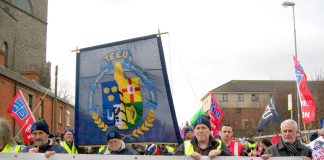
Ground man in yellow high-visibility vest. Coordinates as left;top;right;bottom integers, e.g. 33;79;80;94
61;129;78;154
0;119;21;153
183;126;194;141
247;134;257;156
174;115;232;159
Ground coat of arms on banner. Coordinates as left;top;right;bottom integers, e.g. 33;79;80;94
76;35;181;145
88;50;157;139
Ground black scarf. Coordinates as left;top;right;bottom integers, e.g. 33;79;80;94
281;137;298;156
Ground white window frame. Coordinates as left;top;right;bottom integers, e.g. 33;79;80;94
66;110;70;126
59;107;62;125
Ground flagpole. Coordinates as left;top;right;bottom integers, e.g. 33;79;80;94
282;1;301;130
15;88;50;138
303;123;309;143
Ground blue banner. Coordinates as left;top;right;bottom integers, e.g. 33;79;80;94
75;34;181;146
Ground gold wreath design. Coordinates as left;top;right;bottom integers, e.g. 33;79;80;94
127;109;155;138
91;109;155;139
91;112;109;132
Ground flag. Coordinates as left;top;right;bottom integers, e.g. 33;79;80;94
209;92;223;138
190;107;205;125
256;95;282;132
7;90;35;144
75;34;181;145
271;133;280;145
293;55;316;124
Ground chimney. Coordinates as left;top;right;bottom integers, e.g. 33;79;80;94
21;65;39;83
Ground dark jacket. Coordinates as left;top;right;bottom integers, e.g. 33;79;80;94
22;140;67;153
174;136;232;156
265;138;311;158
99;141;138;155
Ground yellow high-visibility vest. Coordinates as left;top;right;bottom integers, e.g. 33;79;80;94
1;144;21;153
102;146;111;155
165;145;175;154
98;145;106;153
61;141;78;154
248;142;256;156
184;140;222;156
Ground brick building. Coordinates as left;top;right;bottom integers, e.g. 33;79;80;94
0;0;74;140
0;66;75;137
201;80;324;137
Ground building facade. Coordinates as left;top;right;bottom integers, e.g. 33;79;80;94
201;80;324;137
0;66;75;137
0;0;50;87
0;0;75;141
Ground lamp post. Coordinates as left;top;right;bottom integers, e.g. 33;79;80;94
282;1;301;130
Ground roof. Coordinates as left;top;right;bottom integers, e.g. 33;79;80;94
213;80;298;93
201;80;324;100
0;65;73;106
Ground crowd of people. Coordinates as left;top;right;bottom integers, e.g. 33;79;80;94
1;116;323;159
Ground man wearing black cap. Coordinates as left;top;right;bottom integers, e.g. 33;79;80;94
99;126;138;155
22;119;67;157
61;129;78;154
183;126;194;141
174;115;232;159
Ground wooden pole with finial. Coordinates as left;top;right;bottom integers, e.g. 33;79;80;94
157;29;168;37
71;46;80;53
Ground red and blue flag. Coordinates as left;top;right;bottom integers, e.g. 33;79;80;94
7;90;35;144
209;92;223;138
293;55;315;124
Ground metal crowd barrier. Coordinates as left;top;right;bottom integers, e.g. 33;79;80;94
0;153;304;160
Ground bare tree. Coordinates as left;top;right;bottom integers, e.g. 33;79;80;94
310;69;324;129
51;78;74;104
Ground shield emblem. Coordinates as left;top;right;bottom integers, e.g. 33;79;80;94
101;61;143;130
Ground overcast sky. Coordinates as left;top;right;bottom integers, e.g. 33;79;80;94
47;0;324;126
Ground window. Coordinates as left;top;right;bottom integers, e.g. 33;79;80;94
38;100;43;119
66;110;70;126
236;94;244;101
28;94;32;109
236;108;241;113
204;99;209;105
1;42;8;67
218;94;228;102
59;106;62;125
252;94;259;102
11;0;32;14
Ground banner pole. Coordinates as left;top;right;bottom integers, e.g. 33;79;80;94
257;132;262;143
303;123;309;143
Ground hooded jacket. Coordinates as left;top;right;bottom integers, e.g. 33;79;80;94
99;140;138;155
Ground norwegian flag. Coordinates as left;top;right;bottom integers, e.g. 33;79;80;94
209;92;223;138
7;90;35;144
293;55;316;124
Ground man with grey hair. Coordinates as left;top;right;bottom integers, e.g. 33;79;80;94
0;118;21;152
262;119;311;160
